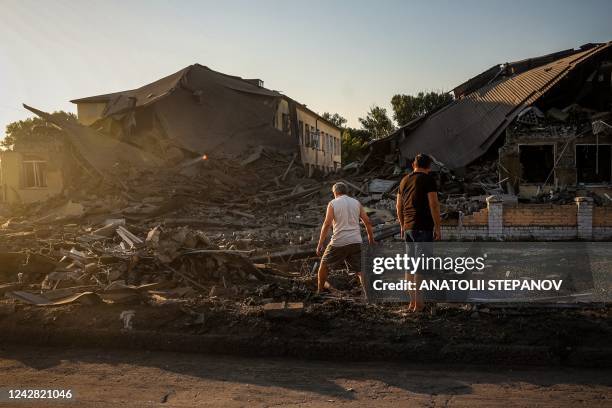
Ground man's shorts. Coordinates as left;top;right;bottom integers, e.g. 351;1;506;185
405;230;433;276
321;243;362;272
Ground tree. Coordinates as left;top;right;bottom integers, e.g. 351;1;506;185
358;106;395;140
341;127;371;163
322;112;347;129
2;111;77;149
390;91;453;126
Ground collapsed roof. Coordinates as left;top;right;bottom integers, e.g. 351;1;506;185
23;104;162;185
71;64;296;156
381;41;612;169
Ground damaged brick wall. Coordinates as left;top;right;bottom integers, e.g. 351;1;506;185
594;207;612;226
503;204;577;226
441;197;611;240
499;124;612;199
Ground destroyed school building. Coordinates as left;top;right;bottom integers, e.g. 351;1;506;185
365;41;612;240
0;64;341;205
0;46;610;241
0;43;611;314
70;64;341;175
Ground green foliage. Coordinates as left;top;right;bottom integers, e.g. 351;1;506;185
2;111;76;149
321;112;347;129
321;112;367;164
358;106;396;140
342;127;372;163
390;91;453;126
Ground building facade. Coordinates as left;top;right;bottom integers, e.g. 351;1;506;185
273;97;342;176
0;138;64;204
71;64;342;175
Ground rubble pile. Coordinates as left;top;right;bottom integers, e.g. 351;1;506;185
1;118;608;309
435;158;502;218
0;135;507;310
2;138;518;304
0;146;405;308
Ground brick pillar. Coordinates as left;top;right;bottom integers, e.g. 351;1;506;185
575;197;593;240
487;195;503;239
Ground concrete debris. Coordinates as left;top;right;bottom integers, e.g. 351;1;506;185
0;150;336;307
517;106;545;126
368;179;397;194
263;301;304;319
116;226;145;249
0;136;607;312
34;200;85;224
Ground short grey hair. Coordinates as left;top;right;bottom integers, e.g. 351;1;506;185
332;182;348;195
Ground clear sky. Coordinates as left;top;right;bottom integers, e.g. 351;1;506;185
1;0;611;136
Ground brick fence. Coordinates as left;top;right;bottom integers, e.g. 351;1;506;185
442;196;612;240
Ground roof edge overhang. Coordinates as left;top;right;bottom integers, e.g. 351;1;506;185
452;42;603;98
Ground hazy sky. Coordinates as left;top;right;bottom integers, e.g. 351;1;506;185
1;0;611;136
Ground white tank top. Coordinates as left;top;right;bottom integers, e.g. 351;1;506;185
329;195;362;246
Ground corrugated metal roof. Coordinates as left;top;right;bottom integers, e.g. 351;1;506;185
451;46;591;97
399;42;612;169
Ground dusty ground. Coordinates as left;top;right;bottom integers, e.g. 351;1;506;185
1;298;610;362
0;345;609;407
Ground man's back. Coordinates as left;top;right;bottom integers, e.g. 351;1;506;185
399;172;437;231
329;195;362;246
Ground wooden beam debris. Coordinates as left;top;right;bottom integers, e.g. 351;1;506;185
240;146;264;167
266;185;322;205
116;226;144;248
281;153;297;181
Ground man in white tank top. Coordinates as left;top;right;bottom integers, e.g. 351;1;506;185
316;182;375;293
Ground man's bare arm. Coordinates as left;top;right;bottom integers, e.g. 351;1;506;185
396;190;404;237
427;191;441;241
359;205;376;245
316;203;334;256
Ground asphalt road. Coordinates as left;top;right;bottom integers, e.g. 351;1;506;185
0;345;609;407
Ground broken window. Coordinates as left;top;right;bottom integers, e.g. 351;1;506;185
298;120;304;145
519;145;554;183
576;144;612;184
282;113;290;134
22;160;47;188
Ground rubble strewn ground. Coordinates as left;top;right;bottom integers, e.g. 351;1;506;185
0;145;531;310
0;148;362;309
0;147;610;363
